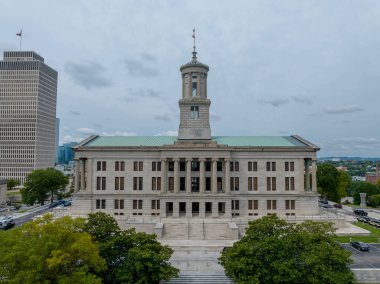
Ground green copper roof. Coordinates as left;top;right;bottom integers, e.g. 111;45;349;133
84;136;310;148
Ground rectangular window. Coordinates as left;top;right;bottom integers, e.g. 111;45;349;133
180;177;186;191
248;177;258;191
102;161;106;171
217;162;223;171
102;177;106;190
133;200;137;209
157;177;161;191
133;177;137;191
114;199;119;209
192;177;200;192
138;200;143;209
266;162;270;171
115;177;119;190
157;161;161;171
120;177;124;190
139;177;143;190
120;199;124;209
291;177;295;191
248;161;252;172
152;177;156;191
168;177;174;191
286;200;296;210
266;161;276;171
168;161;174;171
248;200;252;210
248;200;259;210
272;177;276;191
139;161;143;171
285;177;290;191
97;161;101;171
267;177;271;191
272;162;276;171
96;177;101;190
133;161;138;171
290;162;294;171
115;161;119;171
205;177;211;191
267;177;276;191
267;200;276;210
190;106;199;119
217;177;223;192
96;199;101;209
230;177;239;191
205;161;211;172
235;162;239;172
120;161;125;171
191;161;200;171
152;162;156;171
179;161;186;171
285;161;294;172
151;200;156;210
231;200;240;210
285;162;289;172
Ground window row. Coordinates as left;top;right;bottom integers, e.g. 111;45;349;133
97;161;162;172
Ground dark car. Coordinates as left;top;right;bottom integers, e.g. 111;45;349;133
322;204;334;209
319;199;328;204
354;209;368;216
357;216;372;223
351;241;370;251
0;217;15;230
62;200;71;207
334;204;342;208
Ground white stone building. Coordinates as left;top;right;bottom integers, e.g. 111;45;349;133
72;48;319;222
0;51;58;184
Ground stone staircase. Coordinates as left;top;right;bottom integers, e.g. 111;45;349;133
205;223;231;240
163;274;235;284
163;223;188;239
189;222;204;240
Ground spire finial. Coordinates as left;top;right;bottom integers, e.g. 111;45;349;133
192;28;197;61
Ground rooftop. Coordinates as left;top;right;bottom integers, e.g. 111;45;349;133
81;135;317;148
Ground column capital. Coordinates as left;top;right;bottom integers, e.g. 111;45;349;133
186;158;192;162
161;158;167;162
211;158;219;162
224;158;231;162
199;158;206;162
173;158;180;162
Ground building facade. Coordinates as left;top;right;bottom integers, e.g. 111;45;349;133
72;49;319;219
0;51;58;184
58;142;78;165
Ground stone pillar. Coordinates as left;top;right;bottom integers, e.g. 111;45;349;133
160;200;166;217
186;158;192;194
197;72;201;96
174;158;180;193
212;202;219;217
161;159;167;193
212;158;218;194
311;159;317;192
80;159;86;191
224;159;230;194
173;202;179;218
87;158;93;192
74;159;80;191
360;193;367;207
305;159;311;191
186;202;192;218
199;202;206;218
199;158;205;194
225;201;232;218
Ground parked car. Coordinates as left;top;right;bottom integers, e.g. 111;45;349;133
354;209;368;216
322;204;334;209
368;219;380;228
351;241;370;251
319;199;328;204
357;216;372;223
333;204;342;208
0;216;15;230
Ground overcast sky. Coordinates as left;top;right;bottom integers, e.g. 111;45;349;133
1;0;380;157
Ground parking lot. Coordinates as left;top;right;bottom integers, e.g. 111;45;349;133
343;244;380;268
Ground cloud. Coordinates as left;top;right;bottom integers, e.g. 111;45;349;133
324;105;363;114
258;98;289;107
76;127;98;135
155;130;178;136
292;96;313;105
154;114;171;122
125;59;159;77
64;61;113;89
333;137;380;145
123;88;161;102
68;110;80;115
140;53;156;62
210;112;222;121
62;134;85;143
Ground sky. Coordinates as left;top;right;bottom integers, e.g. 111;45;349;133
1;0;380;157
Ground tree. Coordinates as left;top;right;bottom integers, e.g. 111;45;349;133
352;181;379;205
219;214;354;284
21;168;69;205
317;163;340;202
84;212;179;284
337;171;351;199
0;215;105;283
6;179;20;191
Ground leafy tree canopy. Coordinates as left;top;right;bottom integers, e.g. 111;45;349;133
337;171;351;199
6;179;20;190
21;168;69;205
317;163;340;202
0;215;105;283
352;181;379;205
219;214;354;284
84;212;179;284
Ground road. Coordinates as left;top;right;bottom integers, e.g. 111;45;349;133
14;206;54;227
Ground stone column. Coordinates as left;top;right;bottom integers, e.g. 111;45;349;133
173;202;179;218
199;158;205;194
360;193;367;207
199;202;206;218
197;72;201;96
186;158;192;194
80;159;86;191
224;201;232;218
87;158;93;192
74;159;80;191
212;202;219;217
212;158;218;194
186;202;192;218
174;158;180;193
161;159;167;193
224;159;230;194
305;159;311;191
311;159;317;192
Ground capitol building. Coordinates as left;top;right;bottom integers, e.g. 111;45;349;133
71;47;320;231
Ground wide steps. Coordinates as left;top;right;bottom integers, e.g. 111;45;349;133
189;223;204;240
205;223;231;240
163;223;188;239
163;274;235;284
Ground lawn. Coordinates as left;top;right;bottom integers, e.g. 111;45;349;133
335;221;380;243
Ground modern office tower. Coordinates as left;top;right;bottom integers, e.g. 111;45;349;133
55;118;60;165
58;142;78;165
0;51;58;184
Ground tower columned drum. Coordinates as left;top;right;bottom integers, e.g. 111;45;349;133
178;49;211;140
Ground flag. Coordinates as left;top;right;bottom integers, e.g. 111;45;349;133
192;28;195;38
16;30;22;36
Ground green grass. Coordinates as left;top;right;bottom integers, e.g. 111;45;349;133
335;221;380;243
6;191;21;196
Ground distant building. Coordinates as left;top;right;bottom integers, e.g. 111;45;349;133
352;176;366;182
336;166;348;172
366;162;380;185
0;51;58;184
0;180;6;206
58;142;78;165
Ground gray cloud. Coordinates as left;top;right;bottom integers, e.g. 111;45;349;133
64;61;113;89
258;98;289;107
125;59;159;77
140;53;156;62
68;110;80;115
333;137;380;145
292;96;313;105
324;105;363;114
210;112;222;121
154;114;171;122
123;88;161;102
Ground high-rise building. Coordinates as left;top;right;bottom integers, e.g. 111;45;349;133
0;51;58;184
55;118;60;165
58;142;78;165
